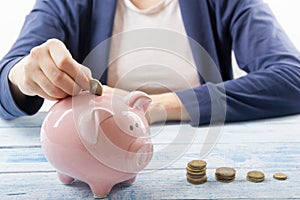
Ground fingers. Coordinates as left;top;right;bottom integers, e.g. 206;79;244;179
33;68;68;100
15;57;67;100
46;39;90;90
28;82;62;101
33;45;81;96
9;38;92;101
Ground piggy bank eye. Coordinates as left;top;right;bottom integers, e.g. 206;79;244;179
129;125;134;131
135;123;139;128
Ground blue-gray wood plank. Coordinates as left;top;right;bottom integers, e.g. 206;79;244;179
0;112;300;199
1;169;300;199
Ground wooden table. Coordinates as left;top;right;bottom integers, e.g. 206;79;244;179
1;112;300;199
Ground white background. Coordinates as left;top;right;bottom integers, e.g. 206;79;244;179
1;0;300;111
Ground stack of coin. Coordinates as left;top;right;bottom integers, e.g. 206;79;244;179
186;160;207;185
247;171;265;183
273;172;287;181
215;167;236;183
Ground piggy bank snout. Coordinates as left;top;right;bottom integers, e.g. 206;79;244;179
135;142;153;167
128;140;153;171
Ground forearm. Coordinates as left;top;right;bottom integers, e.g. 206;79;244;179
176;64;300;126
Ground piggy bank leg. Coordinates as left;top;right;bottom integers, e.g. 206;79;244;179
57;172;75;185
89;181;114;199
122;176;137;186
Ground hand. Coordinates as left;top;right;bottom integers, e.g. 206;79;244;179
8;38;91;101
146;93;190;124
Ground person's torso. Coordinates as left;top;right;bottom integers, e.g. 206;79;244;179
107;0;200;94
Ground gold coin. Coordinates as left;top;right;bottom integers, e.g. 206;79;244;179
215;174;235;180
247;176;264;183
187;160;207;170
273;173;287;180
186;169;206;177
186;172;206;179
186;175;207;185
186;166;206;174
247;171;265;183
215;177;235;183
89;79;103;96
215;167;236;177
247;171;265;179
215;167;236;183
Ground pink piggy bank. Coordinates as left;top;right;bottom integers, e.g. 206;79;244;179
40;91;153;198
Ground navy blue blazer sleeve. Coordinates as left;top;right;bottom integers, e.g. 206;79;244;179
176;0;300;126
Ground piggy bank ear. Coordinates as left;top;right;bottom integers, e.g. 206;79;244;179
80;107;113;144
125;91;152;113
